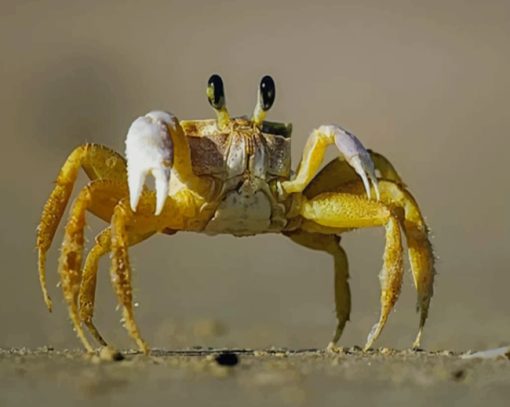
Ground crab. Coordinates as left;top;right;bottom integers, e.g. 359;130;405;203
36;74;435;354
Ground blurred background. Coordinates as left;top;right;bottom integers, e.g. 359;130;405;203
1;0;509;352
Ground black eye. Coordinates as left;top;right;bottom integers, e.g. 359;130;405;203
207;74;225;109
260;75;275;111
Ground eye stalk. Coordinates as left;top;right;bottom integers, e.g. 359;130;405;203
207;74;230;129
253;75;276;126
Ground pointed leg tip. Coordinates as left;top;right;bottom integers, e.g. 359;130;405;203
364;322;382;351
140;343;150;355
363;338;374;352
84;344;95;354
326;342;339;353
412;330;423;350
43;295;53;312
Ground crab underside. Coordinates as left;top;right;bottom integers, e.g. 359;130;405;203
36;75;435;354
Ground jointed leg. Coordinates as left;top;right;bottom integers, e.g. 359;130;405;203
366;215;403;350
110;203;148;353
300;193;404;350
37;144;127;311
302;151;434;349
286;231;350;350
337;180;434;349
303;150;404;200
58;185;96;352
106;187;208;353
79;228;111;346
58;180;129;352
330;243;350;348
281;125;379;199
79;227;154;347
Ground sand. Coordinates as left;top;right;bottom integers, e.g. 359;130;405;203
1;347;509;407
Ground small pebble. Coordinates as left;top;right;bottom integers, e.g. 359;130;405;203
452;369;466;381
214;352;239;367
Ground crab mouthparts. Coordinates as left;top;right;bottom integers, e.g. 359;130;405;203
125;111;176;216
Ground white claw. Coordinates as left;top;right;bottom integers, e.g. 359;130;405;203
125;111;176;215
153;168;171;216
128;167;147;213
326;124;380;201
350;155;372;200
369;172;381;201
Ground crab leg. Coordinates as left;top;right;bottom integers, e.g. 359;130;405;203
339;180;435;349
109;203;149;353
107;184;208;353
303;150;403;199
303;152;434;348
286;231;350;350
37;144;127;311
58;184;99;352
57;179;129;350
299;193;404;350
281;125;379;200
79;227;154;347
79;228;111;346
56;179;129;351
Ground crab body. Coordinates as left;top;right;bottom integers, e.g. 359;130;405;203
182;118;291;236
36;75;435;354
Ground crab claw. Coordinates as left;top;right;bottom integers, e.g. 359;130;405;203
321;125;380;200
125;111;176;215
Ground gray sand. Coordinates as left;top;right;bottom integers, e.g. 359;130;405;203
1;347;509;407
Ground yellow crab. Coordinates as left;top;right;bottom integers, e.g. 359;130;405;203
36;75;435;354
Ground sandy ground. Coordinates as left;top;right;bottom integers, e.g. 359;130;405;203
1;347;509;407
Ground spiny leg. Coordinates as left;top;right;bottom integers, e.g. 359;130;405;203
339;180;434;349
59;180;129;352
37;144;127;311
107;185;209;353
79;227;154;347
110;203;149;354
366;215;403;350
406;227;434;349
58;185;95;352
299;193;404;350
330;243;350;349
79;229;110;346
303;152;434;348
286;231;350;350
